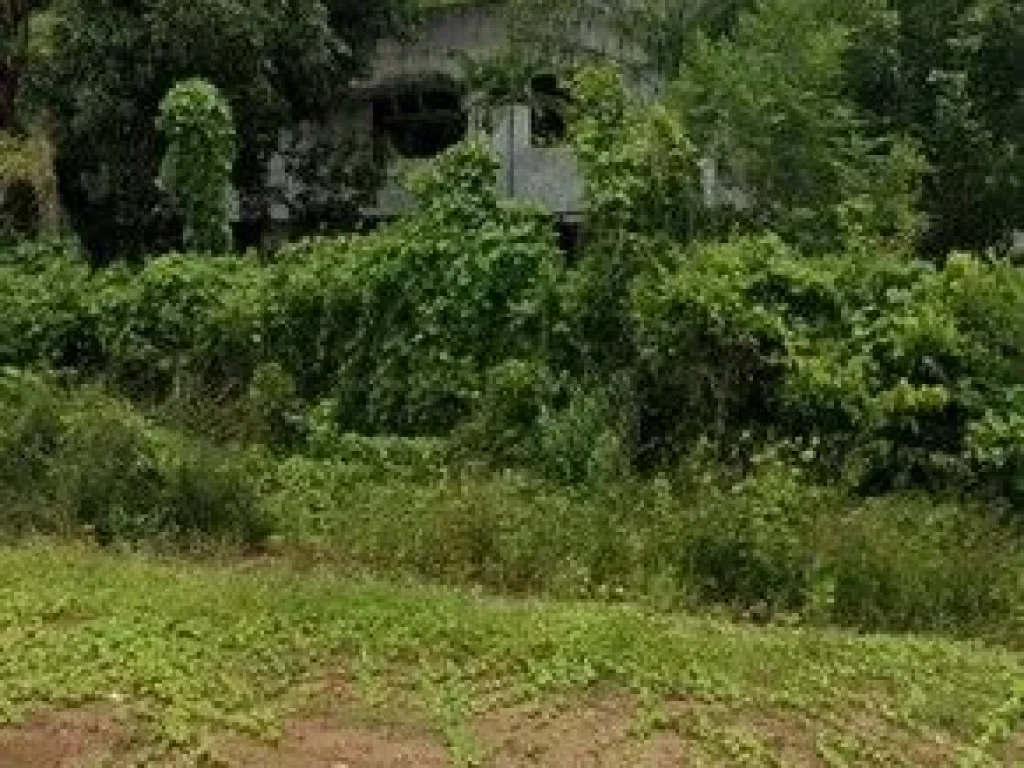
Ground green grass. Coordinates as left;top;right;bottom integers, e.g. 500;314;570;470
0;542;1020;765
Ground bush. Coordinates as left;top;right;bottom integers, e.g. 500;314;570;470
533;384;630;485
455;361;630;484
669;465;836;612
455;358;559;465
1;142;562;439
88;254;267;396
244;362;304;447
0;369;65;532
0;369;268;545
0;241;96;370
329;142;561;433
633;236;1024;503
821;495;1023;635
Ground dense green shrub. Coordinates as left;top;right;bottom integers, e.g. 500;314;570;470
0;242;96;369
0;142;562;437
633;235;1024;502
0;368;63;498
329;142;561;433
455;360;630;484
304;408;450;478
1;137;1023;513
668;466;837;612
820;494;1022;634
0;369;268;545
244;362;304;447
88;254;267;394
455;358;559;465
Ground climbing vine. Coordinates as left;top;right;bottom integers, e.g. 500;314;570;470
156;78;237;253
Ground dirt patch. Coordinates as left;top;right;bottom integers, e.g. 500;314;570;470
0;706;127;768
473;695;696;767
471;695;983;767
215;719;449;768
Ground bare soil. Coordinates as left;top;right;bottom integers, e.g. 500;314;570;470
0;706;127;768
216;719;450;768
0;693;1015;767
472;695;695;767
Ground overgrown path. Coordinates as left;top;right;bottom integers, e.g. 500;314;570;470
0;543;1020;766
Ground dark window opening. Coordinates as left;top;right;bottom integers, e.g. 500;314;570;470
530;74;570;148
556;220;584;260
0;180;40;240
372;81;468;160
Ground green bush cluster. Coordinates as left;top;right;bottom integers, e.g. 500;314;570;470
3;148;1024;510
0;143;560;437
0;369;268;545
634;235;1024;508
2;140;1023;505
455;360;631;485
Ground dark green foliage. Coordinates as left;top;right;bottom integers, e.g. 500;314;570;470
0;369;268;545
0;143;561;436
244;362;303;448
3;190;1024;508
330;142;562;433
674;0;926;253
26;0;415;257
456;359;630;484
455;358;559;465
633;235;1024;505
0;238;96;369
847;0;1024;254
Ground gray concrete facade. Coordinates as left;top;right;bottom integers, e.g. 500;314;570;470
267;2;624;223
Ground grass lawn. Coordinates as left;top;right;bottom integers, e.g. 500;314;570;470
0;541;1020;766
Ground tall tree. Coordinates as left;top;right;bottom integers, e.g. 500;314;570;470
674;0;925;252
848;0;1024;253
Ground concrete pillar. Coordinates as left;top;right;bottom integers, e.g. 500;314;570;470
491;103;531;197
491;104;532;153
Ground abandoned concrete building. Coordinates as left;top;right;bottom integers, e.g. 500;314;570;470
267;0;650;229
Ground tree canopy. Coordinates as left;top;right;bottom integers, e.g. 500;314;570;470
25;0;416;257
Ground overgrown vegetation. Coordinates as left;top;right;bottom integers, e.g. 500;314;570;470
1;133;1023;641
157;78;237;253
0;0;1022;762
0;368;267;544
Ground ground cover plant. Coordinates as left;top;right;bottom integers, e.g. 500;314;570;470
0;542;1020;766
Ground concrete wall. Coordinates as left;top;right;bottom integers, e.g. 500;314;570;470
359;5;507;89
271;3;646;224
358;3;645;90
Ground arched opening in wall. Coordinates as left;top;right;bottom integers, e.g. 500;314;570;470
530;74;570;148
372;77;468;159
